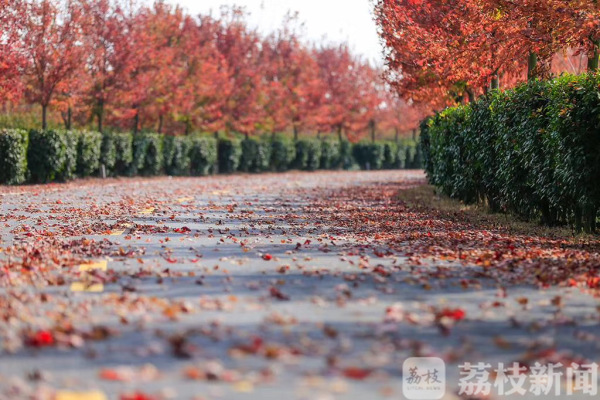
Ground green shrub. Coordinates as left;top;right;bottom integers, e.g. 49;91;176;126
62;131;78;181
294;139;321;171
77;131;102;177
320;139;341;169
0;129;28;185
189;135;217;176
163;135;191;176
383;142;398;169
100;132;117;174
353;142;385;170
240;137;271;172
422;72;600;232
217;137;242;173
547;74;600;231
339;140;355;170
271;135;296;171
132;133;163;176
403;139;424;169
113;132;133;176
419;118;432;173
395;141;407;169
28;129;77;182
412;143;423;169
404;142;416;170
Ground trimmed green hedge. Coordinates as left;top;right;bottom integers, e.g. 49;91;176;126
294;139;321;171
77;131;102;177
320;139;341;169
271;135;296;171
0;129;28;185
353;142;385;170
164;135;191;176
132;133;163;176
27;129;77;182
218;137;242;173
383;142;398;169
240;137;271;173
339;140;355;170
2;130;421;185
113;132;133;176
422;72;600;232
189;135;217;176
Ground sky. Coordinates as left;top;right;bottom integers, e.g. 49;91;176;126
164;0;384;64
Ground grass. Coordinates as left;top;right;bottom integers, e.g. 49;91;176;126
398;184;600;248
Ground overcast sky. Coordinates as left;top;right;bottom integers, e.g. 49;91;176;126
164;0;383;63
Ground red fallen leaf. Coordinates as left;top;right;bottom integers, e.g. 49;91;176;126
269;287;290;301
438;308;466;321
262;254;273;261
587;277;600;289
342;367;372;380
249;337;264;352
232;336;264;355
120;392;157;400
372;265;390;277
26;330;54;347
99;368;127;381
568;279;578;287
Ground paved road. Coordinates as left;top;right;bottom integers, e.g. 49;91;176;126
0;171;598;400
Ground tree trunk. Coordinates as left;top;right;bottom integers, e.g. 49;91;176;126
293;126;298;141
67;106;72;130
528;52;538;81
395;128;399;143
214;131;219;139
42;104;48;130
491;74;500;90
369;119;376;143
134;111;139;134
337;125;343;142
97;100;104;133
158;115;163;134
588;40;600;71
465;88;475;103
575;207;583;233
412;129;417;140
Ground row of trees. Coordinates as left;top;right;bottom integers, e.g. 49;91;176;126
374;0;600;106
0;0;425;139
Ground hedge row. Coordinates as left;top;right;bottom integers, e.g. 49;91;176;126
421;73;600;232
0;130;422;185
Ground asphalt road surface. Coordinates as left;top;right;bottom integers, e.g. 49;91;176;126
0;171;598;400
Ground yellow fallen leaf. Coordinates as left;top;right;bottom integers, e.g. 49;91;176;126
140;207;155;214
109;229;125;236
79;260;108;272
70;282;104;293
56;391;107;400
233;380;254;393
